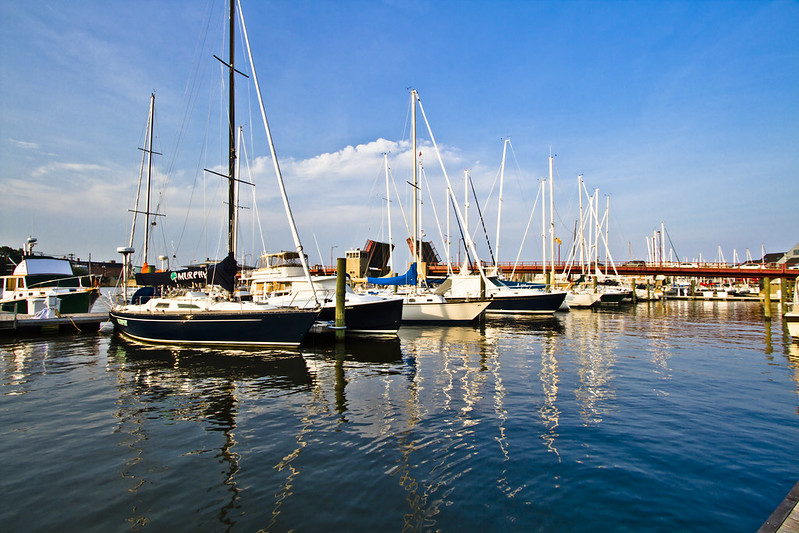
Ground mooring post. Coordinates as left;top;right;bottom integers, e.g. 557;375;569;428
631;278;637;303
479;274;486;326
763;276;772;320
780;277;788;316
335;257;346;340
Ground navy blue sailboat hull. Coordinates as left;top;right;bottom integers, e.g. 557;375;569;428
487;291;567;314
317;297;403;334
109;308;318;347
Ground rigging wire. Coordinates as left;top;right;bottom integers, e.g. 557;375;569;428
467;172;496;266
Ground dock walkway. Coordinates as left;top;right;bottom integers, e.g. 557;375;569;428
0;312;109;335
760;481;799;533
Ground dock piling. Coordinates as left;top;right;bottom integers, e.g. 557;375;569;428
764;277;772;320
780;278;788;316
335;257;346;340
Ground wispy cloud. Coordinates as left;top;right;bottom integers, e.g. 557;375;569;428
31;162;109;178
9;138;40;150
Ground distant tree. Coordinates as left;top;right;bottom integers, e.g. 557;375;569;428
0;246;23;275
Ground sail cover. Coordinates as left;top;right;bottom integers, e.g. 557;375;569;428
135;253;238;292
367;263;417;286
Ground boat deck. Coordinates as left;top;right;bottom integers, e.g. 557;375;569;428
0;312;109;336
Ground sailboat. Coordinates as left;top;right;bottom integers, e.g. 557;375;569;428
366;89;489;324
109;0;319;347
438;139;567;315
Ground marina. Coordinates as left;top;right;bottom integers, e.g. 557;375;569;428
1;299;798;531
1;1;798;531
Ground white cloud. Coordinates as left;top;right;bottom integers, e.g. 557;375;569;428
8;138;40;150
30;161;109;178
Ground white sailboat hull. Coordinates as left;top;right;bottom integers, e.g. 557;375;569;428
787;312;799;341
401;298;489;323
566;291;601;308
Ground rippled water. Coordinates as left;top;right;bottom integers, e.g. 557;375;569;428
2;300;798;532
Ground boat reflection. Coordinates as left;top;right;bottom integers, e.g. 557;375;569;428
484;314;565;336
107;335;313;529
785;342;799;394
565;310;617;425
1;335;104;395
539;334;561;460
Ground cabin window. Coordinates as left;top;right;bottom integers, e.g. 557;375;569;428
155;303;170;309
177;303;200;309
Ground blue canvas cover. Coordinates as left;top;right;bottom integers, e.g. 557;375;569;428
367;263;417;286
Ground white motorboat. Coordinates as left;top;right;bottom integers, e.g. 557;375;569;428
1;238;100;315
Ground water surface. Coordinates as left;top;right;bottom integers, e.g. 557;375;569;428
1;300;797;531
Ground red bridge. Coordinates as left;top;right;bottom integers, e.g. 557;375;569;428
423;262;799;280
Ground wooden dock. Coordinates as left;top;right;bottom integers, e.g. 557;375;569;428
0;312;109;336
760;481;799;533
664;294;763;302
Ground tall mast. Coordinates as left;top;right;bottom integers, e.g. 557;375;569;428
233;126;243;252
143;93;155;265
128;93;163;272
495;138;508;274
548;154;555;286
541;178;546;277
578;174;584;274
463;169;469;266
605;194;610;270
411;89;419;271
593;189;599;273
384;153;394;274
463;170;469;238
445;186;451;270
227;0;236;255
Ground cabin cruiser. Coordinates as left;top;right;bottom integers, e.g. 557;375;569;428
1;238;99;315
243;252;403;335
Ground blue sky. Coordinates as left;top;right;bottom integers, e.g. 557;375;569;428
1;0;797;269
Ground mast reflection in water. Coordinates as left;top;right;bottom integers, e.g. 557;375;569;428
1;300;799;532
